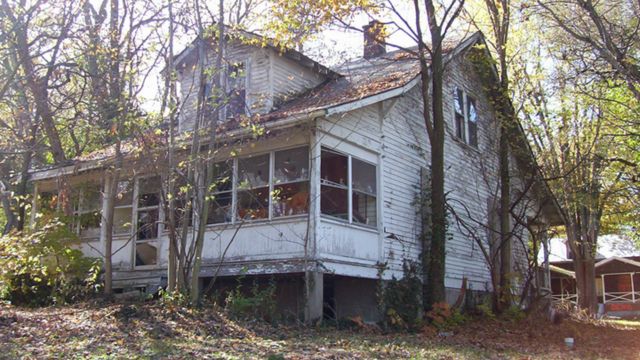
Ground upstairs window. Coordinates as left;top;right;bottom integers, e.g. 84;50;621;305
453;87;479;148
454;88;465;140
321;147;378;227
227;62;246;118
467;97;478;147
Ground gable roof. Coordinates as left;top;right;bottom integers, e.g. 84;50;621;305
173;26;339;79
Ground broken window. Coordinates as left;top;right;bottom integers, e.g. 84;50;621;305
207;161;234;224
227;62;246;118
237;154;269;220
321;149;349;220
454;87;465;141
352;159;377;226
135;176;160;266
273;147;309;217
467;97;478;148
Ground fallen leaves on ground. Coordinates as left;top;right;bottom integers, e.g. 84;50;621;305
0;301;639;359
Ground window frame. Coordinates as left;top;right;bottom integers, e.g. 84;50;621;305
133;175;162;268
452;86;480;148
225;59;249;118
320;146;378;229
73;181;103;241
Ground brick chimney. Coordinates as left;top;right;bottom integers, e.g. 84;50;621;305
363;20;386;59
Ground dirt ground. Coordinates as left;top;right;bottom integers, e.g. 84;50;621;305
1;301;639;359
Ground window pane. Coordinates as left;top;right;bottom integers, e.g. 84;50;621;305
227;62;246;117
273;182;309;217
321;149;348;187
274;147;309;183
321;186;348;220
115;180;134;207
137;209;158;240
138;177;161;207
114;207;132;235
207;191;233;224
467;97;478;147
238;154;269;189
237;188;269;220
454;88;464;115
455;113;465;140
135;242;157;266
211;161;233;193
173;197;193;228
352;192;377;226
79;211;101;238
352;159;376;194
81;184;102;212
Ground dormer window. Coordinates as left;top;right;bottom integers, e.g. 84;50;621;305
227;62;246;118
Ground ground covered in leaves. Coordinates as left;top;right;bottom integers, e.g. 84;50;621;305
1;301;639;359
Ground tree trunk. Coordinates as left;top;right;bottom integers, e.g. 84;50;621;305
575;255;598;313
498;121;512;311
426;35;447;306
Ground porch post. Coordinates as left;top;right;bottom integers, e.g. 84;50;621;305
631;273;635;303
29;182;38;229
601;275;606;304
99;176;112;260
304;270;323;324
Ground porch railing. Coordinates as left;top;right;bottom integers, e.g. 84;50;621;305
551;293;578;305
603;291;640;303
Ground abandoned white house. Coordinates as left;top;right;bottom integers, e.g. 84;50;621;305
28;23;560;321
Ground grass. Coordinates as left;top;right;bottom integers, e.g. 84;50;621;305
1;301;640;359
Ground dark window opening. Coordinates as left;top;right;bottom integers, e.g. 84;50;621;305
227;62;246;118
454;88;465;140
467;97;478;147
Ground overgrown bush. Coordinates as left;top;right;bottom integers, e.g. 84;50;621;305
425;302;469;330
225;276;277;322
0;218;102;306
379;261;423;331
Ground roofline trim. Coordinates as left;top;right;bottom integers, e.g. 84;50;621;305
29;109;327;182
550;264;576;278
595;256;640;268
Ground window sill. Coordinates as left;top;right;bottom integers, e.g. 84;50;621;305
450;134;480;154
320;215;380;233
160;214;309;234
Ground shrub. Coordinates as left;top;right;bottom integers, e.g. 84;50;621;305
425;302;469;330
0;218;102;306
379;260;423;331
225;276;277;322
